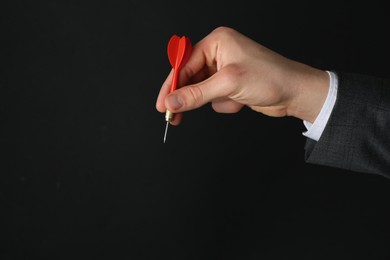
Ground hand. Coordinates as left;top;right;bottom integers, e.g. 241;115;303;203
156;26;329;125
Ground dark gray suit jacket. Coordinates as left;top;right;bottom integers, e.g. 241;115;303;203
304;71;390;179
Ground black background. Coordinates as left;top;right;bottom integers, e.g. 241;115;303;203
1;1;390;259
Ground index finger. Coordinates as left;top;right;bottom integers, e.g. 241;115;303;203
156;69;174;112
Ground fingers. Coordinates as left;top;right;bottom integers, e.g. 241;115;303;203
156;69;174;113
211;99;243;113
164;67;236;113
156;33;218;113
169;112;182;126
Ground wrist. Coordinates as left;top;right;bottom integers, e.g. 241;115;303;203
286;65;329;123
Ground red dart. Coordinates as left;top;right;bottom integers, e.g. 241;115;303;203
163;35;192;143
167;35;192;93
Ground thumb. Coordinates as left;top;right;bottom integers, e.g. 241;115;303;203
165;71;233;113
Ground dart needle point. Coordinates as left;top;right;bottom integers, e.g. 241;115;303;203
163;121;169;143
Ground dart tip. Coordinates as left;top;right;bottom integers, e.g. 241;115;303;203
163;121;169;143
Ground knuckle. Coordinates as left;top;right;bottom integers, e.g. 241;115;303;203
185;86;204;108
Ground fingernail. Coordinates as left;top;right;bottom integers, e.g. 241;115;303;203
167;95;183;110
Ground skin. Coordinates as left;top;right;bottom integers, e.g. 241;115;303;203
156;26;329;126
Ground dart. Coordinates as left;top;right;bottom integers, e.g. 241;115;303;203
163;34;192;143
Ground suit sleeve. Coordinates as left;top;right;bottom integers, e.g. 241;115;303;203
304;71;390;179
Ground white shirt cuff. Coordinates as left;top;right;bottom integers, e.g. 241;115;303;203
302;70;338;141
